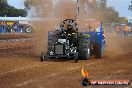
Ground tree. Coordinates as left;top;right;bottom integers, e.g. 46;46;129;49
24;0;31;11
78;0;120;23
128;1;132;11
0;0;27;17
98;0;107;9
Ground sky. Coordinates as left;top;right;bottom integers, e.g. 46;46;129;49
7;0;132;17
107;0;131;17
7;0;25;9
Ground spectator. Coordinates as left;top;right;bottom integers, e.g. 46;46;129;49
123;25;128;37
5;25;9;32
13;24;18;32
131;25;132;32
115;25;120;36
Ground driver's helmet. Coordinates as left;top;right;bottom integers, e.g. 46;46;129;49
68;22;73;28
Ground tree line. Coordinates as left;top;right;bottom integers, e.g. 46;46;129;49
128;0;132;12
24;0;122;23
79;0;121;23
0;0;27;17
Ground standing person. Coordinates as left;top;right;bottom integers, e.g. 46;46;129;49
115;25;120;36
10;25;13;33
13;23;18;32
8;25;11;32
123;25;128;37
2;24;6;33
6;25;9;33
0;24;3;33
1;24;5;33
131;25;132;32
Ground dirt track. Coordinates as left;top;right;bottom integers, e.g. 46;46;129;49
0;34;132;88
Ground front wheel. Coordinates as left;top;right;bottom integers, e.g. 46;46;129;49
78;38;91;60
40;52;45;62
74;52;78;63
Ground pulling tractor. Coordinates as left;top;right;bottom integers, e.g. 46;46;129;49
40;19;105;62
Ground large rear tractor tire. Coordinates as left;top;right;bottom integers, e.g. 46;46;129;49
78;38;90;60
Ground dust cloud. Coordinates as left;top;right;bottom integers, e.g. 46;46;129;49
30;0;128;58
105;34;132;58
30;0;77;56
54;0;76;19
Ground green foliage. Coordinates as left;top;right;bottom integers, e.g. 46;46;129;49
0;0;27;17
96;0;119;23
99;0;107;9
24;0;31;11
128;1;132;11
80;0;120;23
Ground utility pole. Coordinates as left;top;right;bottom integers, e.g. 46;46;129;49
76;0;80;20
